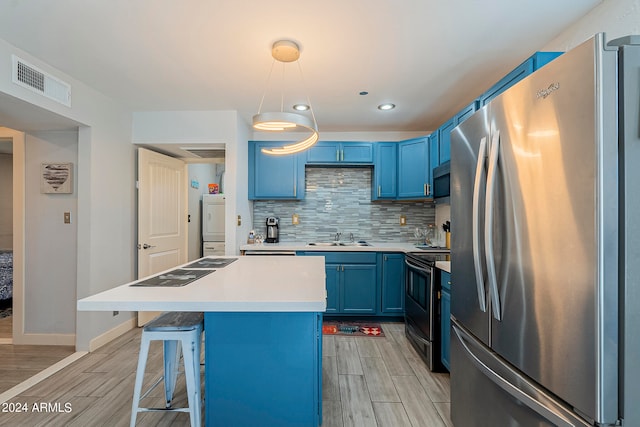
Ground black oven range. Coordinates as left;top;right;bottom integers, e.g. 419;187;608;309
404;251;449;372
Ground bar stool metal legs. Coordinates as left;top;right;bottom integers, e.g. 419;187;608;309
130;312;204;427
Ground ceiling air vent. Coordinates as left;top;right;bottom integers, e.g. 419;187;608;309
183;148;225;159
11;55;71;107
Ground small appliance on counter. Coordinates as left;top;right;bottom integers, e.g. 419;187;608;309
265;217;279;243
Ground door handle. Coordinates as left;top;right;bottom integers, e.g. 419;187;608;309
137;243;156;250
485;130;501;321
472;136;488;313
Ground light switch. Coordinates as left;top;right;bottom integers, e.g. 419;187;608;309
64;212;71;224
237;215;242;226
292;213;299;225
400;214;406;226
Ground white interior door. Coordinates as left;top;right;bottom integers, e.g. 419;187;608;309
137;147;187;325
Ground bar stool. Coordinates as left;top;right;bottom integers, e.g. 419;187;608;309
130;312;204;427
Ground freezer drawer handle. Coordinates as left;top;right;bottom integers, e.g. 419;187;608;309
472;136;488;313
485;130;502;321
453;325;577;427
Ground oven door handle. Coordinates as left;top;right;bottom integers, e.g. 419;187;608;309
405;258;432;273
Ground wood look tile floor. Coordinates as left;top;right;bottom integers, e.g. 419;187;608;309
0;322;452;427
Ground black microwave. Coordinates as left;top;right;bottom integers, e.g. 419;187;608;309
433;161;450;203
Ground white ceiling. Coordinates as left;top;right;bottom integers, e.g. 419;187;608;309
0;1;601;133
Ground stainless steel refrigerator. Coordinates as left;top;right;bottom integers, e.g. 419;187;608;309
450;33;640;426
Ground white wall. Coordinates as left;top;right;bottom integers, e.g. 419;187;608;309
24;130;77;335
543;0;640;51
0;38;136;349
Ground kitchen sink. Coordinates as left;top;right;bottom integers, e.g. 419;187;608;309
307;241;371;247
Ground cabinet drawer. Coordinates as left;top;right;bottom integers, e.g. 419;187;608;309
302;251;376;264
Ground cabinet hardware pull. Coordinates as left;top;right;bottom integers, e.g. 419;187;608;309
341;150;344;161
336;150;340;162
427;183;431;196
378;185;381;197
424;183;427;195
294;183;296;197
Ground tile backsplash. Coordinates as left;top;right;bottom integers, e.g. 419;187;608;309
252;167;435;243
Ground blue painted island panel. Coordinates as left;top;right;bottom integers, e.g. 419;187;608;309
204;311;322;427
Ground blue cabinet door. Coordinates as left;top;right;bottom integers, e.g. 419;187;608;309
397;137;430;199
440;271;451;371
380;253;405;313
372;142;397;200
306;142;373;164
342;143;373;163
306;142;341;163
341;264;377;314
325;264;340;314
249;141;304;200
438;118;456;165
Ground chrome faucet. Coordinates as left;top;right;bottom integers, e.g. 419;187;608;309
334;232;342;242
349;233;354;243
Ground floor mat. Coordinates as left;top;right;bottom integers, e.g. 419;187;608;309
322;321;384;337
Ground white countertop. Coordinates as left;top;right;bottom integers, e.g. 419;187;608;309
240;241;449;253
77;256;327;312
436;261;451;273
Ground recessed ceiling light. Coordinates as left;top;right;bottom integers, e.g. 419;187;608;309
378;103;396;111
292;104;310;111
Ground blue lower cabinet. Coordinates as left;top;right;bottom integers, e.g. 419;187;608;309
440;271;451;371
380;253;405;314
341;264;377;314
204;312;322;426
325;264;340;313
299;252;377;315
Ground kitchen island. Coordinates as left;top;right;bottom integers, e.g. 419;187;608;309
77;255;326;427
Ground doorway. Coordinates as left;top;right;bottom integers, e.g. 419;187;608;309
0;138;13;342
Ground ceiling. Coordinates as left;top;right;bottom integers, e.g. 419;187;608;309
0;1;601;134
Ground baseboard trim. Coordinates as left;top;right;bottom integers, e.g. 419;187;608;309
13;333;76;346
89;317;137;352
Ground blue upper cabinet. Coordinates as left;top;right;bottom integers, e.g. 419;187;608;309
248;141;305;200
437;101;477;165
397;137;431;199
372;142;397;200
438;117;456;165
479;51;562;107
306;141;373;165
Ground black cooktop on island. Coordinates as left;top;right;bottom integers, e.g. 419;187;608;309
183;257;238;269
131;269;215;287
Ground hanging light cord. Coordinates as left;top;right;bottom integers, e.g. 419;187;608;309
296;58;318;129
256;58;277;115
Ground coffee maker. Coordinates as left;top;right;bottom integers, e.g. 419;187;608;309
265;217;279;243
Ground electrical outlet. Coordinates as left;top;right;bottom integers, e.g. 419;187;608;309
292;213;299;225
112;311;119;316
64;212;71;224
400;214;407;226
237;215;242;226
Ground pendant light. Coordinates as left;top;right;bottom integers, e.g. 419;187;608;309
253;40;319;156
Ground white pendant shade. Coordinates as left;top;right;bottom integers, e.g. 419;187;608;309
253;40;319;156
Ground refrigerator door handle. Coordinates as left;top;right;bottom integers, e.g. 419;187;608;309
472;136;488;313
485;130;502;321
453;324;579;427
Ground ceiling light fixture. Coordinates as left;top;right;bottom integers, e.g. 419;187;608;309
378;103;396;111
292;104;310;111
253;40;319;156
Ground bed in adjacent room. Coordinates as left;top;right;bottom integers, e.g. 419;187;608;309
0;250;12;308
